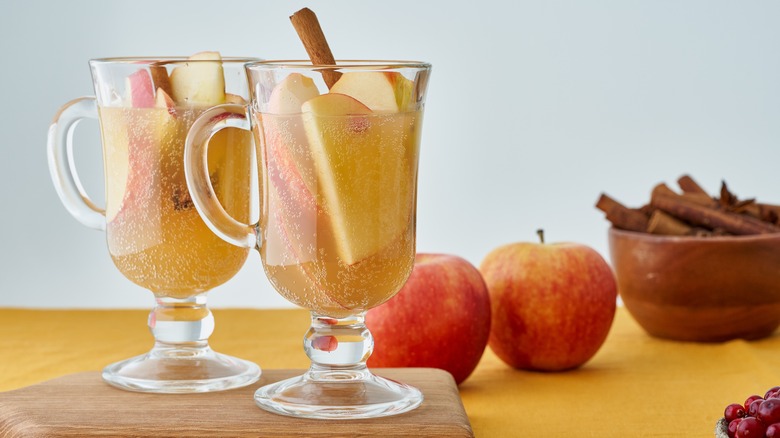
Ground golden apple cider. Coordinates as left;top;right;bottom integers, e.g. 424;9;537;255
99;106;252;297
256;110;422;318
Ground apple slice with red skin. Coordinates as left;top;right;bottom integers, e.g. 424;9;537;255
106;87;179;256
366;254;491;385
105;111;162;256
125;69;155;108
262;117;348;311
261;76;349;310
329;71;414;112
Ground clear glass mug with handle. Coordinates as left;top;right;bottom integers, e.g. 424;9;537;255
185;60;431;418
47;55;261;393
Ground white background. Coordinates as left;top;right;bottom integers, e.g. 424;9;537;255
1;1;778;309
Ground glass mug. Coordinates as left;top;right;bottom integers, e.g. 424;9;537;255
47;56;261;393
184;60;431;418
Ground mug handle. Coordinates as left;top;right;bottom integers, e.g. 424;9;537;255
184;104;259;249
47;97;106;231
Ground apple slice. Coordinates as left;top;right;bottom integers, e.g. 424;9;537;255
329;71;413;112
103;111;130;224
105;86;179;255
125;69;155;108
225;93;247;105
154;88;176;116
263;115;319;264
149;64;173;97
103;107;162;256
301;93;415;265
268;73;320;114
107;84;170;223
169;51;225;106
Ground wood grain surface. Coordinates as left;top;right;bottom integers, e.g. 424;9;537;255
0;368;473;438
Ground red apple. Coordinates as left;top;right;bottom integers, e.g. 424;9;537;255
366;253;491;385
479;231;617;371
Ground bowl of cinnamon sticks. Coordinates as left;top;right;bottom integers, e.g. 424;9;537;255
597;175;780;342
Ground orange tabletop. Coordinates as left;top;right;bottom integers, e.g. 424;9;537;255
1;307;778;437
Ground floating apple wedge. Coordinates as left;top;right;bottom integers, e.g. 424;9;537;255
149;64;173;97
103;108;163;256
169;51;225;106
329;71;414;112
125;69;156;108
154;88;176;115
301;93;415;266
103;112;130;224
268;73;320;114
263;116;319;265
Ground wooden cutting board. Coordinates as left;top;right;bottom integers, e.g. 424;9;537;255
0;368;473;437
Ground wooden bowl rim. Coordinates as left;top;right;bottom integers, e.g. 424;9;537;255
609;227;780;244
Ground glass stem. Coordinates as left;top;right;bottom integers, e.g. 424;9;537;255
304;312;373;379
148;294;214;351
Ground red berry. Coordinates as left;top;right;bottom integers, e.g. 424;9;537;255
745;395;764;411
766;387;780;399
767;423;780;438
748;399;765;417
726;403;748;422
728;418;743;438
760;399;780;425
736;417;766;437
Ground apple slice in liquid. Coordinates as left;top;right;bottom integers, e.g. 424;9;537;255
169;51;225;106
106;85;178;256
329;71;414;112
301;93;414;266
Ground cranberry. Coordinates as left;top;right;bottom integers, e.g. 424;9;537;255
766;387;780;399
745;395;764;411
767;423;780;438
726;403;747;422
736;417;766;437
728;418;743;438
748;399;765;418
760;399;780;425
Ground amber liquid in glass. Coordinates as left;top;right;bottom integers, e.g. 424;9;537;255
256;110;422;318
99;106;252;297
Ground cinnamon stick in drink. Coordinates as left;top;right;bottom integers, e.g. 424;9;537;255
290;8;341;88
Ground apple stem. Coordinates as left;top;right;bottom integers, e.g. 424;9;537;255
537;229;545;244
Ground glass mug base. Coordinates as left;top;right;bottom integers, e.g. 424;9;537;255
254;367;423;419
102;343;261;393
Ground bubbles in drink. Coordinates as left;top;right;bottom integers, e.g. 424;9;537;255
258;110;421;317
99;106;252;296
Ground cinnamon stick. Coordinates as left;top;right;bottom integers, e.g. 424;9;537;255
677;175;708;195
651;193;780;235
647;210;692;236
290;8;341;89
652;182;714;208
596;194;649;232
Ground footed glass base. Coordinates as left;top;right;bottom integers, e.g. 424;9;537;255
102;343;261;393
254;367;423;419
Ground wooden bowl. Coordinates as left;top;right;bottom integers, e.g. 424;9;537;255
609;228;780;342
